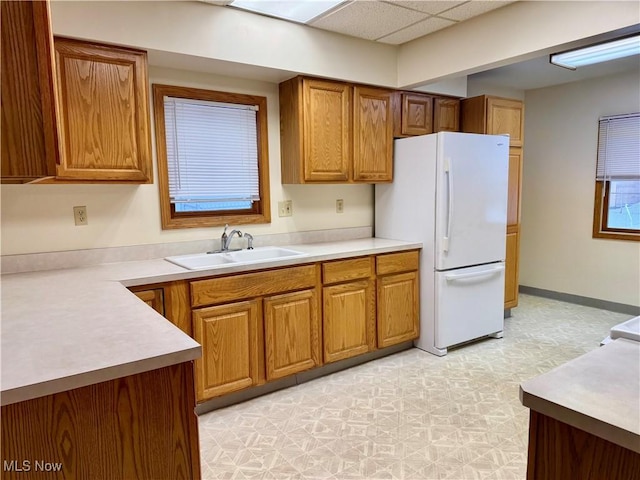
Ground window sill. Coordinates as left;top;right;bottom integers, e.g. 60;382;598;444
161;213;271;230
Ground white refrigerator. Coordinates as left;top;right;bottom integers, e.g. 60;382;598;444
375;132;509;356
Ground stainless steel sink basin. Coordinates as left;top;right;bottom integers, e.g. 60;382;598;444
165;247;308;270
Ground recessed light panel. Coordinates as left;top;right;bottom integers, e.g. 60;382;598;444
551;35;640;70
230;0;346;23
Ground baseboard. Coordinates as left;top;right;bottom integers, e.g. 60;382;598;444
519;285;640;316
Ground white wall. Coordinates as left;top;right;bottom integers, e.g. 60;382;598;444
50;1;398;87
521;70;640;307
0;67;373;255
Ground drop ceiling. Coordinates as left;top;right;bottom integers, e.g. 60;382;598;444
224;0;517;45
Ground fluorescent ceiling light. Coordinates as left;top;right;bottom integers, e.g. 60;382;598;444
550;35;640;70
230;0;345;23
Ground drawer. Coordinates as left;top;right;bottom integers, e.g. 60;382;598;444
376;250;420;275
322;257;373;285
191;264;317;307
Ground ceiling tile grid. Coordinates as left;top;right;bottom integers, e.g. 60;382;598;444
309;1;430;41
308;0;517;45
378;16;456;45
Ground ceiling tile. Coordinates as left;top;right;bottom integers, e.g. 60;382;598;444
377;16;456;44
439;1;515;21
310;1;429;41
383;1;467;15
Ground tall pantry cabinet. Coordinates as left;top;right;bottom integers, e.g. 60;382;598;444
461;95;524;310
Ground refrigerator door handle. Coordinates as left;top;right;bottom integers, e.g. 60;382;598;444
443;157;453;253
445;265;505;281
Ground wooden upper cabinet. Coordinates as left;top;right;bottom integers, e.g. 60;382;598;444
280;76;393;184
461;95;524;147
400;93;433;136
1;0;59;183
353;85;394;182
302;79;352;182
54;38;152;182
434;97;460;132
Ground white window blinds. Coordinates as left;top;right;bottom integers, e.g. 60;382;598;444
596;113;640;180
164;96;260;204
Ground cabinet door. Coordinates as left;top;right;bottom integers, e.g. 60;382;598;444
486;97;524;147
401;93;433;136
264;289;320;380
504;230;519;309
323;280;376;363
193;300;260;401
133;288;165;316
353;86;394;182
434;98;460;132
1;0;58;182
303;78;351;182
377;272;419;348
54;38;152;182
507;147;523;227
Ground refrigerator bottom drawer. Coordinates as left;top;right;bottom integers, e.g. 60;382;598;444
435;263;505;349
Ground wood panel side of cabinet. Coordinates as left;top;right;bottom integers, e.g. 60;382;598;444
1;362;201;480
54;38;152;182
264;289;321;381
353;86;394;182
377;271;419;348
193;300;261;401
434;98;460;132
504;230;520;309
323;280;376;364
1;0;59;182
526;411;640;480
460;95;487;134
279;77;304;184
508;147;523;227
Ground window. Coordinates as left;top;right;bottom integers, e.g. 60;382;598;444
593;113;640;241
152;84;270;229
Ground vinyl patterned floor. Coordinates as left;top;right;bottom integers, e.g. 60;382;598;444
198;294;630;479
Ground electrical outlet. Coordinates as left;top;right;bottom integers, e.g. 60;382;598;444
278;200;293;217
336;199;344;213
73;206;88;226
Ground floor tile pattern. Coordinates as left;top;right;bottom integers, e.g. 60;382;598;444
199;294;630;479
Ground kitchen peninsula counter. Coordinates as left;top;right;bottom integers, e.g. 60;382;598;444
520;338;640;479
1;237;421;406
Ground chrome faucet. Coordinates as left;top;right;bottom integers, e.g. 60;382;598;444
244;233;254;250
220;224;243;251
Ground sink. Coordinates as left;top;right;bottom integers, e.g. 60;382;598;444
165;247;308;270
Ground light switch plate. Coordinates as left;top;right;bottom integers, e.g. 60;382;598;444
278;200;293;217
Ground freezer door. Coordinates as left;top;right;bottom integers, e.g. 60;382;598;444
434;263;505;349
435;132;509;270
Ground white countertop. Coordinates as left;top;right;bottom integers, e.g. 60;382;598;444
520;338;640;453
1;238;421;406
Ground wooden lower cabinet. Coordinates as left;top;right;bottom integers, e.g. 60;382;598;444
323;280;376;363
264;289;321;380
193;300;261;401
1;362;200;479
377;271;419;348
505;231;519;309
132;288;165;315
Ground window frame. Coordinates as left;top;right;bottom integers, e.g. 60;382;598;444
592;113;639;242
152;84;271;229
